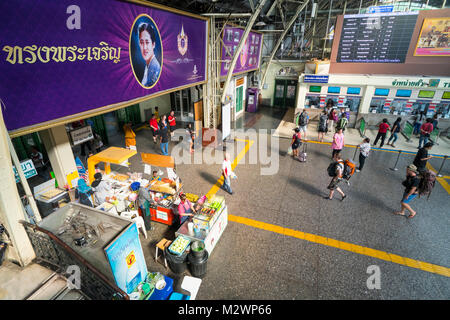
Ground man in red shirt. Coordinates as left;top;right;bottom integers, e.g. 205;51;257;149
168;110;176;137
418;118;434;149
374;118;390;148
149;114;159;143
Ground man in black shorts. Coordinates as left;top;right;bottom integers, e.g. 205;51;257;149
325;152;347;201
149;113;159;144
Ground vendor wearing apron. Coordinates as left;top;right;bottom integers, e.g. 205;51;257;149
137;184;155;231
177;193;196;226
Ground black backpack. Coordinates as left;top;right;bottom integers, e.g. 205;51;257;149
327;162;338;177
299;112;307;126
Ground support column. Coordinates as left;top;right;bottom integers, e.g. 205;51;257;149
40;125;77;187
359;85;374;114
0;111;35;267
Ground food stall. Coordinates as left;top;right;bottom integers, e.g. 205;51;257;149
141;153;182;226
86;152;182;227
175;194;228;255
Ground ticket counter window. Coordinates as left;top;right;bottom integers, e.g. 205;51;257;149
304;95;321;108
369;98;389;114
326;95;339;107
437;102;450;118
411;101;431;115
342;96;361;112
389;99;409;115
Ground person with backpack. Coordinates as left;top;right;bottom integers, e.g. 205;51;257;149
418;118;434;149
325;152;347;201
386;117;402;148
331;128;344;159
394;164;420;219
413;142;433;174
374;118;390;148
356;137;371;172
318;110;328;142
297;109;309;138
336;113;349;132
291;127;303;158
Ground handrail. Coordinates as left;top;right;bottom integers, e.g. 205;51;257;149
20;220;129;300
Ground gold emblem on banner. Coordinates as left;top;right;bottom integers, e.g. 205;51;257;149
177;25;188;56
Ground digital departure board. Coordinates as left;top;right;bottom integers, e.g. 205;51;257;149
337;12;418;63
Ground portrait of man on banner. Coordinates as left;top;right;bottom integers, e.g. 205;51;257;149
130;14;163;88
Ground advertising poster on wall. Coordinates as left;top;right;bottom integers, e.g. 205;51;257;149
0;0;208;135
220;25;263;77
104;223;148;294
414;17;450;56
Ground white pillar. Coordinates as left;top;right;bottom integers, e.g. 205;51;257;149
0;111;36;267
296;82;308;113
359;85;374;114
40;126;77;187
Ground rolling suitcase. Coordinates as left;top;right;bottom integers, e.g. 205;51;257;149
298;143;307;162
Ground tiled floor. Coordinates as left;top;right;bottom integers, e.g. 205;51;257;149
3;106;449;299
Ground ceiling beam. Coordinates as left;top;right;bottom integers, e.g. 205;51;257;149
249;0;255;12
220;0;269;103
266;0;279;16
260;0;310;89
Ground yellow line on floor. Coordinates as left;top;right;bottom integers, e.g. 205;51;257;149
303;139;447;158
427;162;450;195
205;137;450;278
227;214;450;278
206;139;255;198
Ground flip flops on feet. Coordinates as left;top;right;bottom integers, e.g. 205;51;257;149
393;211;405;216
408;212;417;219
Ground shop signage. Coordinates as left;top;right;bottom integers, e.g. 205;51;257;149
13;159;37;183
220;25;263;77
236;77;245;87
0;0;208;134
368;5;394;13
304;75;329;83
104;223;148;294
391;78;443;88
156;209;168;221
69;126;94;146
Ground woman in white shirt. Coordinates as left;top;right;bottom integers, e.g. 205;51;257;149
357;138;371;172
91;173;111;206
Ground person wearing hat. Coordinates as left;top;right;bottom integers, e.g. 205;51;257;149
177;193;196;226
91;173;112;206
394;164;420;219
413;142;433;174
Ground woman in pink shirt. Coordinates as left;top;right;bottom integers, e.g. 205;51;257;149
331;128;344;158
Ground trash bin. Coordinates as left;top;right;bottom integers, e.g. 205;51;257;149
165;247;188;274
187;250;209;278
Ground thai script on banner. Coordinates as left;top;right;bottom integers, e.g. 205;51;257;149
2;42;122;65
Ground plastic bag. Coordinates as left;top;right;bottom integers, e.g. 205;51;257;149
287;146;293;156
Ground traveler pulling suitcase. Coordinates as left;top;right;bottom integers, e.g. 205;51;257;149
298;143;307;162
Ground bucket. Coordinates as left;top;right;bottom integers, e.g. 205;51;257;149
165;247;188;274
188;250;209;278
190;241;205;258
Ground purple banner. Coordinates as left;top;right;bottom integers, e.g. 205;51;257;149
0;0;208;133
220;26;263;77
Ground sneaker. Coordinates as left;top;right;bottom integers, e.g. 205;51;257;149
356;169;360;172
345;180;350;186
